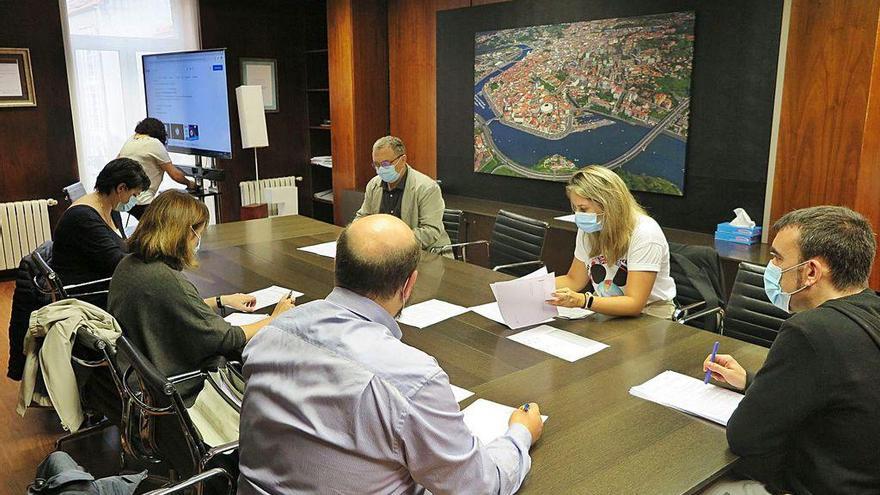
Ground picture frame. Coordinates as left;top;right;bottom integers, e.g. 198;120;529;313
0;48;37;108
241;58;278;112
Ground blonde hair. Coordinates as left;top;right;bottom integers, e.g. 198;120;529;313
127;190;209;270
566;166;647;263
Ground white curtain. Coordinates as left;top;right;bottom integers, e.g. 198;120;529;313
60;0;200;191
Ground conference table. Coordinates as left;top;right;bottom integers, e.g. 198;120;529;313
192;215;769;494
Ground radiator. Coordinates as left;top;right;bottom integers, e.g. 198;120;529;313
0;199;57;270
239;176;300;216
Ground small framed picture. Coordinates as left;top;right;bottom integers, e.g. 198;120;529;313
0;48;37;108
241;58;278;112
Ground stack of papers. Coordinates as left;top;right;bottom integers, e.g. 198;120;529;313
298;241;337;258
224;313;270;326
556;306;594;319
310;156;333;168
507;325;608;362
489;268;558;329
397;299;469;329
450;384;474;403
462;399;548;444
468;301;553;327
629;370;745;426
247;285;304;310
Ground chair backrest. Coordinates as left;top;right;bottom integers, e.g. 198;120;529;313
723;262;791;347
28;248;68;300
489;209;549;276
668;243;726;331
114;336;205;469
442;209;465;245
63;182;87;203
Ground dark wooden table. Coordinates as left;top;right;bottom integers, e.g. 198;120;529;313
192;215;769;495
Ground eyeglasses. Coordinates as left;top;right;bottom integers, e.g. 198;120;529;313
372;153;404;169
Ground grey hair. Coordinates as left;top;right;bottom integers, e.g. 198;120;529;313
773;205;876;290
373;135;406;156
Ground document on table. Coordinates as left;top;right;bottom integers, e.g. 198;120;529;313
468;301;553;327
449;384;474;403
248;285;304;310
224;313;270;326
629;370;745;426
490;271;558;329
298;241;337;258
554;213;576;223
462;399;548;445
397;299;469;329
507;325;608;362
556;306;594;319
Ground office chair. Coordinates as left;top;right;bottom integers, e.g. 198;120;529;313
722;262;791;347
441;209;548;276
28;249;112;302
441;209;466;259
668;243;726;331
115;336;240;493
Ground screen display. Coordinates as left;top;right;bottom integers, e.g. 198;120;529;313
143;49;232;159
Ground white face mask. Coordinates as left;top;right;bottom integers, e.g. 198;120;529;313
190;226;202;254
763;259;810;313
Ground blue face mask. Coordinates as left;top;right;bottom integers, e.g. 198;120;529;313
763;260;810;313
574;212;603;233
376;164;401;183
115;194;138;212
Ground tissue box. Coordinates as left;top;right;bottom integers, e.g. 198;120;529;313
714;231;761;245
716;222;762;237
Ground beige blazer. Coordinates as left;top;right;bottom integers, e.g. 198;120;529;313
355;166;451;252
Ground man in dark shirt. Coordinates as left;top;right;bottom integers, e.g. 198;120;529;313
702;206;880;495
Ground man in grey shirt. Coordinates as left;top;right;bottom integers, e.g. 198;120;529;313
237;214;543;494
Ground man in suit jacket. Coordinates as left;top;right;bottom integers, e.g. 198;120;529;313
355;136;451;252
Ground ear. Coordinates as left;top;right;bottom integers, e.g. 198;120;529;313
804;258;824;286
401;270;419;301
116;183;127;196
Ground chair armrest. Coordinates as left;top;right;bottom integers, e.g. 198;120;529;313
144;467;233;495
201;441;240;470
492;260;544;272
677;306;723;325
673;300;705;320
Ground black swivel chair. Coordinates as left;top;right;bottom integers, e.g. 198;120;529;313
29;248;112;302
722;262;791;347
441;209;549;277
668;243;726;331
114;336;240;492
441;209;466;260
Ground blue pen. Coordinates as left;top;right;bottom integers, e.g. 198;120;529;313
704;341;720;384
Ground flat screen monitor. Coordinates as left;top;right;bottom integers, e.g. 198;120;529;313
142;49;232;159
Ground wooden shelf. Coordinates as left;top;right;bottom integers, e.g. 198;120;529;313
309;125;331;131
307;88;329;92
306;48;328;54
313;189;334;204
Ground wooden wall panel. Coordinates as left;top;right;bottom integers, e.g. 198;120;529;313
771;0;880;288
200;0;310;223
329;0;390;224
388;0;470;178
0;1;78;229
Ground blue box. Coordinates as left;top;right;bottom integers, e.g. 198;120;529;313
716;222;762;237
714;230;761;245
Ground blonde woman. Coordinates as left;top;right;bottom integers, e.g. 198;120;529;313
549;166;676;318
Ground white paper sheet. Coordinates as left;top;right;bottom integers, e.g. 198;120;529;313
462;399;548;445
0;63;23;97
450;384;474;403
556;306;594;319
490;272;558;329
397;299;469;329
554;213;576;223
507;325;608;362
248;285;303;310
298;241;337;258
629;370;745;426
223;313;270;326
469;301;553;327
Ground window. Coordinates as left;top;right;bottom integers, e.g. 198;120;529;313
61;0;200;191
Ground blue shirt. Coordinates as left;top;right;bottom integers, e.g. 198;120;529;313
237;287;532;495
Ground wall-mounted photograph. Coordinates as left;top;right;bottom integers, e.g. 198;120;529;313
473;11;694;196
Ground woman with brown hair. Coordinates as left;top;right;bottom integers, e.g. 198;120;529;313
108;190;293;400
549;165;676;318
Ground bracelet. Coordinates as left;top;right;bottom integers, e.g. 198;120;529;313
587;293;595;309
582;292;594;309
216;295;226;316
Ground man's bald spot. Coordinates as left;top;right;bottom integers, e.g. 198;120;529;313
347;214;417;260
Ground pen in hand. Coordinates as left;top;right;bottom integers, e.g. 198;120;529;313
704;341;720;384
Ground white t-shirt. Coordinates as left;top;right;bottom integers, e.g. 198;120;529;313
573;214;676;307
117;134;171;204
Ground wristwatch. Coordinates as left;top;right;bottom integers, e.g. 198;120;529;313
216;295;226;316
